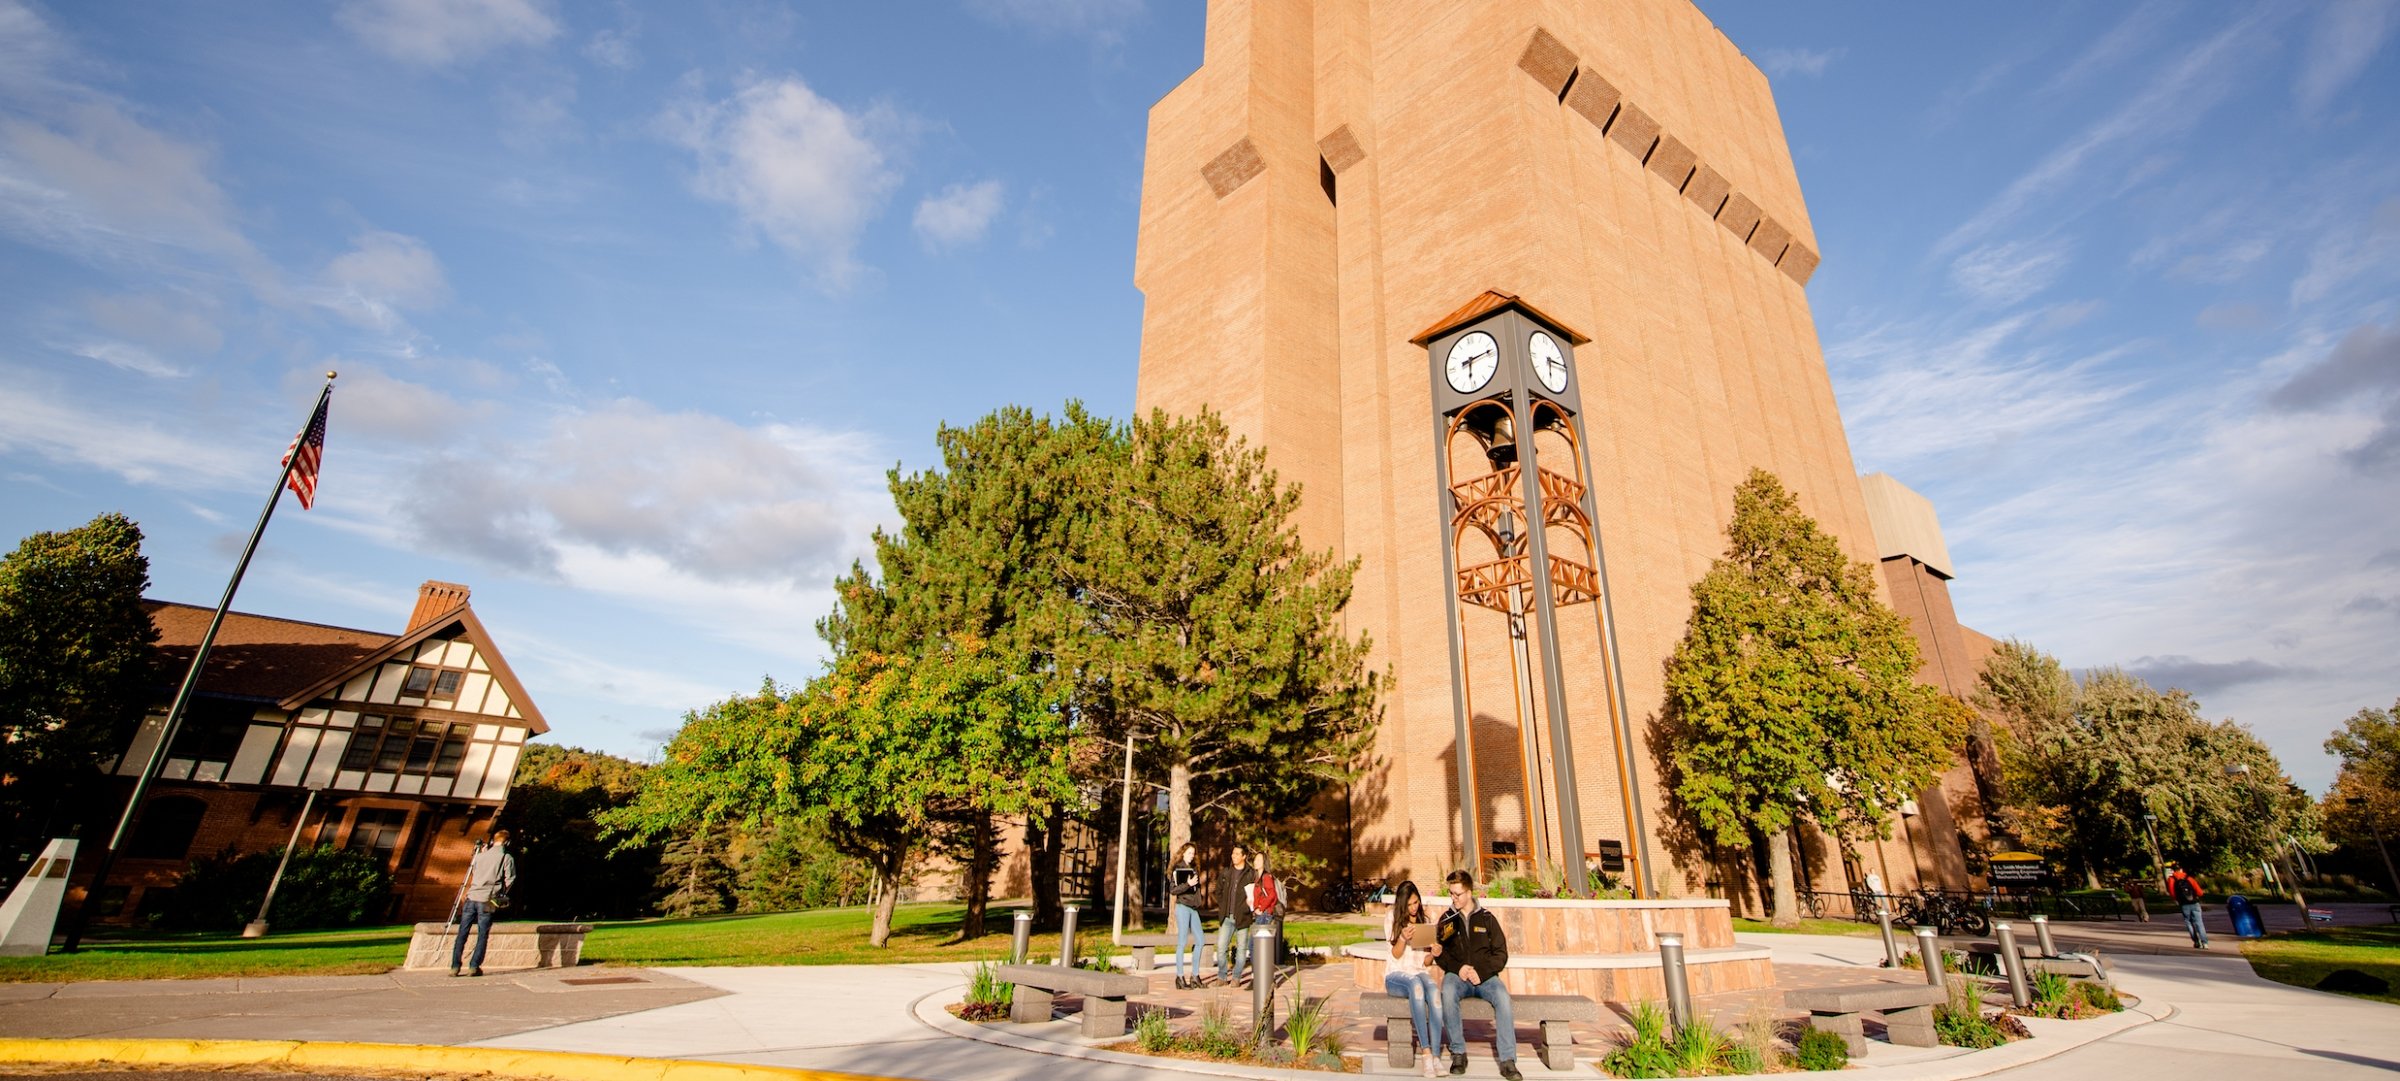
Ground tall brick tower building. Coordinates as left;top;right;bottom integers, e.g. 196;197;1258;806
1133;0;1961;898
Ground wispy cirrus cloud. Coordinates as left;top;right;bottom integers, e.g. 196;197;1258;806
2294;0;2398;117
1758;47;1844;79
337;0;559;66
913;179;1005;252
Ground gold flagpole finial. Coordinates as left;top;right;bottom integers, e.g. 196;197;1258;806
326;370;339;380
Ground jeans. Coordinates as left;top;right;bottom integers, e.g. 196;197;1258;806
1384;969;1443;1054
451;899;496;971
1442;972;1516;1061
2179;902;2208;947
1216;917;1246;981
1173;903;1204;978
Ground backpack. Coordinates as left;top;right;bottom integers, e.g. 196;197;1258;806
2170;874;2200;904
1252;872;1280;915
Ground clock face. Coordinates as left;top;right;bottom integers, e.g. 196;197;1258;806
1446;331;1499;394
1529;331;1569;393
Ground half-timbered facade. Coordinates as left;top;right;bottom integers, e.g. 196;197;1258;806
82;581;546;924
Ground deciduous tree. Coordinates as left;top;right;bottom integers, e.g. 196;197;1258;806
1660;470;1966;926
0;513;158;863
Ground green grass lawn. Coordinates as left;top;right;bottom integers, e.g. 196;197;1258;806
2240;922;2400;1006
1731;916;1876;936
0;903;1380;983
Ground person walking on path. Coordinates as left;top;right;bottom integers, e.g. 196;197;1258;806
2166;862;2208;949
1386;879;1446;1077
1432;869;1520;1081
1213;843;1257;985
451;829;517;976
1167;842;1204;989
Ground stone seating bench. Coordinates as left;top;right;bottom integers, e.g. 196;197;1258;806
997;964;1149;1037
1964;941;2110;985
1117;932;1215;971
405;922;593;971
1784;984;1947;1055
1360;991;1597;1070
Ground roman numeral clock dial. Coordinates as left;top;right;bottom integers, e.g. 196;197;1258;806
1445;331;1499;393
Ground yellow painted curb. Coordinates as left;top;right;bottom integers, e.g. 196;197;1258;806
0;1037;902;1081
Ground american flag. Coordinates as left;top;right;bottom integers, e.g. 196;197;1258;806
282;394;330;509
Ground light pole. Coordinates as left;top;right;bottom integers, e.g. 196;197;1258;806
1112;731;1136;944
242;783;325;938
2346;796;2398;899
2142;810;2167;896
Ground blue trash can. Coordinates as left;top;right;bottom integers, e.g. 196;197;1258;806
2227;894;2265;939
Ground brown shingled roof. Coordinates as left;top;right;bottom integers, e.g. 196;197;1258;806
144;601;391;701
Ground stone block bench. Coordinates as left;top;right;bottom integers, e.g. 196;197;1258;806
1118;932;1214;971
1964;941;2111;985
997;964;1149;1037
405;922;593;971
1785;984;1947;1055
1361;991;1597;1070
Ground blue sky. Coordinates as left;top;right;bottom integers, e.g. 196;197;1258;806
1;1;2393;792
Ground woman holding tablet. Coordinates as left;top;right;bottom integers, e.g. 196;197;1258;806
1385;879;1444;1076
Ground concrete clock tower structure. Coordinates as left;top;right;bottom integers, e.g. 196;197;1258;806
1133;0;1952;896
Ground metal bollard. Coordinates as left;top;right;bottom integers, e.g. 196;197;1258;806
1876;907;1903;968
1657;932;1692;1030
1913;925;1946;990
1994;922;2032;1009
1011;910;1032;964
1251;925;1277;1036
1059;904;1081;967
2030;914;2057;958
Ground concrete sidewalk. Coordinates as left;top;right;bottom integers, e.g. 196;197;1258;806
0;920;2390;1080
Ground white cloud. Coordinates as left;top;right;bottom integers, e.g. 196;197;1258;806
663;76;902;288
394;397;890;587
1758;47;1844;79
0;368;249;487
336;366;488;442
967;0;1145;44
0;102;257;267
337;0;559;66
68;340;184;378
1829;313;2139;467
323;231;450;324
83;292;222;354
2295;0;2398;117
1949;238;2073;306
584;27;637;70
913;179;1005;251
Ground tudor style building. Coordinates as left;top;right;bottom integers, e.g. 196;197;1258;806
80;581;544;924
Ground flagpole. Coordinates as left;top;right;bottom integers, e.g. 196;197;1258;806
61;373;336;952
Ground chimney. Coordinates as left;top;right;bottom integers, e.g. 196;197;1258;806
408;580;471;631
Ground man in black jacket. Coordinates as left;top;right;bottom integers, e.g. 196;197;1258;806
1213;843;1256;984
1431;869;1519;1080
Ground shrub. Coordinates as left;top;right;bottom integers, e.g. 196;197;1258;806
1135;1006;1177;1052
1284;991;1328;1059
1792;1027;1850;1071
1196;996;1244;1059
1734;1000;1782;1073
162;844;390;931
1897;949;1924;969
956;961;1013;1020
2031;970;2072;1009
1081;937;1118;972
1668;1018;1731;1075
1934;980;2008;1049
2074;981;2123;1012
1601;1001;1677;1078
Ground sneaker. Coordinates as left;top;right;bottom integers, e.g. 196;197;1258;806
1449;1052;1468;1075
448;966;461;977
1499;1061;1522;1081
1419;1050;1439;1077
470;967;484;977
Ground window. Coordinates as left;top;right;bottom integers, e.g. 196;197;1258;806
166;699;253;764
403;665;467;700
345;808;410;863
434;670;463;697
336;716;469;778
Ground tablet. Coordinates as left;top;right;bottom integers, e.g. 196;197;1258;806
1406;923;1437;948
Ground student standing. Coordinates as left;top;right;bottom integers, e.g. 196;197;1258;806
1167;842;1204;988
450;829;516;977
1213;843;1256;985
2166;862;2209;949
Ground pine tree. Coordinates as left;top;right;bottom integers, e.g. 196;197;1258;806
654;826;736;918
1661;470;1964;925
